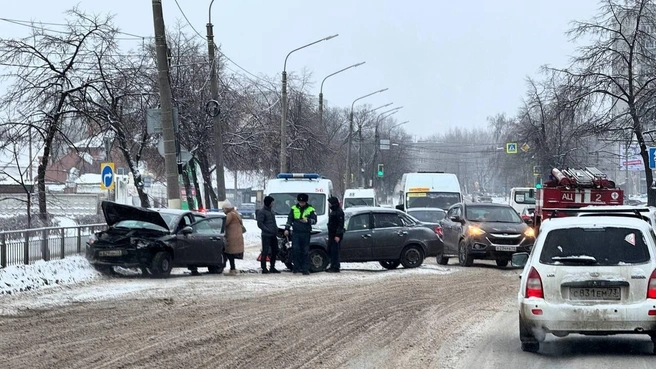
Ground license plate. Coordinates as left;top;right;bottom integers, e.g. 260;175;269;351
98;250;123;257
495;246;516;252
569;287;621;301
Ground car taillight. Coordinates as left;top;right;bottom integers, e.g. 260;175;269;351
526;267;544;299
648;269;656;299
434;226;443;238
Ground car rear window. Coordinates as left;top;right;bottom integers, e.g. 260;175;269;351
539;227;652;266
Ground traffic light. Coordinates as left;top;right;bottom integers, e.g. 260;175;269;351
377;164;384;177
535;183;542;189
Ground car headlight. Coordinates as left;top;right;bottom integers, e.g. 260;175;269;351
524;228;536;238
468;227;485;236
131;238;150;248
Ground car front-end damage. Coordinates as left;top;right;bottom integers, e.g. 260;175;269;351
86;228;173;270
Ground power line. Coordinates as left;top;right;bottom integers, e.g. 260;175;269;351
171;0;274;88
0;17;151;39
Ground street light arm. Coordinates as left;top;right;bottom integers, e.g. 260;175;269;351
351;88;389;112
320;61;365;94
208;0;216;23
284;34;339;71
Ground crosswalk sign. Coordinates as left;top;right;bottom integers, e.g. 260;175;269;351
506;143;518;154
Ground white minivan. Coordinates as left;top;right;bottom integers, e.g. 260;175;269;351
264;173;334;227
343;188;376;209
513;216;656;354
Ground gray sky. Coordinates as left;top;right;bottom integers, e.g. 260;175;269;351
3;0;601;138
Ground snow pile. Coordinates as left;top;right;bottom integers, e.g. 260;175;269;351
0;256;101;295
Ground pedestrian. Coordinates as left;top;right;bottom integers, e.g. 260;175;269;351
257;195;280;274
326;196;345;273
284;193;317;275
222;199;245;276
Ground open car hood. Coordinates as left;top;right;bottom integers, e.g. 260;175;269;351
101;201;170;231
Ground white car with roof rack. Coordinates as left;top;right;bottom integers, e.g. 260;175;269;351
512;215;656;354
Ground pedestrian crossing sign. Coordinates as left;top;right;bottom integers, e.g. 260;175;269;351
506;143;518;154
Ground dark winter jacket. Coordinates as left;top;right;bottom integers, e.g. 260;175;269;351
327;206;345;238
256;205;278;237
285;203;317;233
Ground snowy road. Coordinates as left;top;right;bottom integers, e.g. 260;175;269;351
1;259;655;368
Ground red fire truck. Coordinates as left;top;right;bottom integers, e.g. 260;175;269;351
533;167;624;230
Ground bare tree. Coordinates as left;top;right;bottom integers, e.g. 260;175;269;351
557;0;656;204
0;7;118;221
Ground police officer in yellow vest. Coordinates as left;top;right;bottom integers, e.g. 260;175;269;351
284;193;317;275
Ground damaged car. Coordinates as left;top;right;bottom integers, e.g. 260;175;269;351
86;201;226;278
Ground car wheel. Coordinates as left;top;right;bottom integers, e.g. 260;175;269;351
309;248;329;273
521;342;539;353
150;251;173;278
458;239;474;267
519;316;539;353
208;265;224;274
435;250;449;265
400;245;424;268
379;260;401;270
496;259;509;267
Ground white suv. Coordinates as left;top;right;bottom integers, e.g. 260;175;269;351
512;216;656;353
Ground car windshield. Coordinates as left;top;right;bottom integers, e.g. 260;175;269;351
539;227;651;266
406;192;460;210
344;198;374;208
269;193;326;216
407;209;446;223
113;220;168;232
466;206;522;223
158;213;180;229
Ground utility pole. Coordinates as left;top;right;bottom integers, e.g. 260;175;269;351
371;124;380;188
207;0;227;205
151;0;181;209
358;122;364;188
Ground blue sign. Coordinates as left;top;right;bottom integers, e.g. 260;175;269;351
506;143;518;154
100;163;115;190
649;147;656;169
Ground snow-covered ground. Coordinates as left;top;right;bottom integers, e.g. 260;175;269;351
0;217;455;307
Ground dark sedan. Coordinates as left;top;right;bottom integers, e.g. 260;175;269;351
439;202;535;267
86;201;226;277
306;207;444;272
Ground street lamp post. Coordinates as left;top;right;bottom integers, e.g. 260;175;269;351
319;62;365;126
206;0;227;205
346;88;388;188
369;109;403;188
280;34;339;173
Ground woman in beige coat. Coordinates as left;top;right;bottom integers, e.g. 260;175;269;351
223;199;245;275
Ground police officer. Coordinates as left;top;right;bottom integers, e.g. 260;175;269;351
284;193;317;275
326;196;344;273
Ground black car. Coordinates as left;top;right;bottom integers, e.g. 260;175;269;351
406;207;446;224
439;202;535;267
86;201;226;277
306;207;444;272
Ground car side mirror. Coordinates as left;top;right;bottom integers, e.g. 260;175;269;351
181;226;193;235
529;189;535;197
511;252;529;268
395;204;405;211
450;215;463;223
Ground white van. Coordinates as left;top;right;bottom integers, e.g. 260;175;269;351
343;188;376;209
264;173;334;227
509;187;536;214
396;172;462;211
